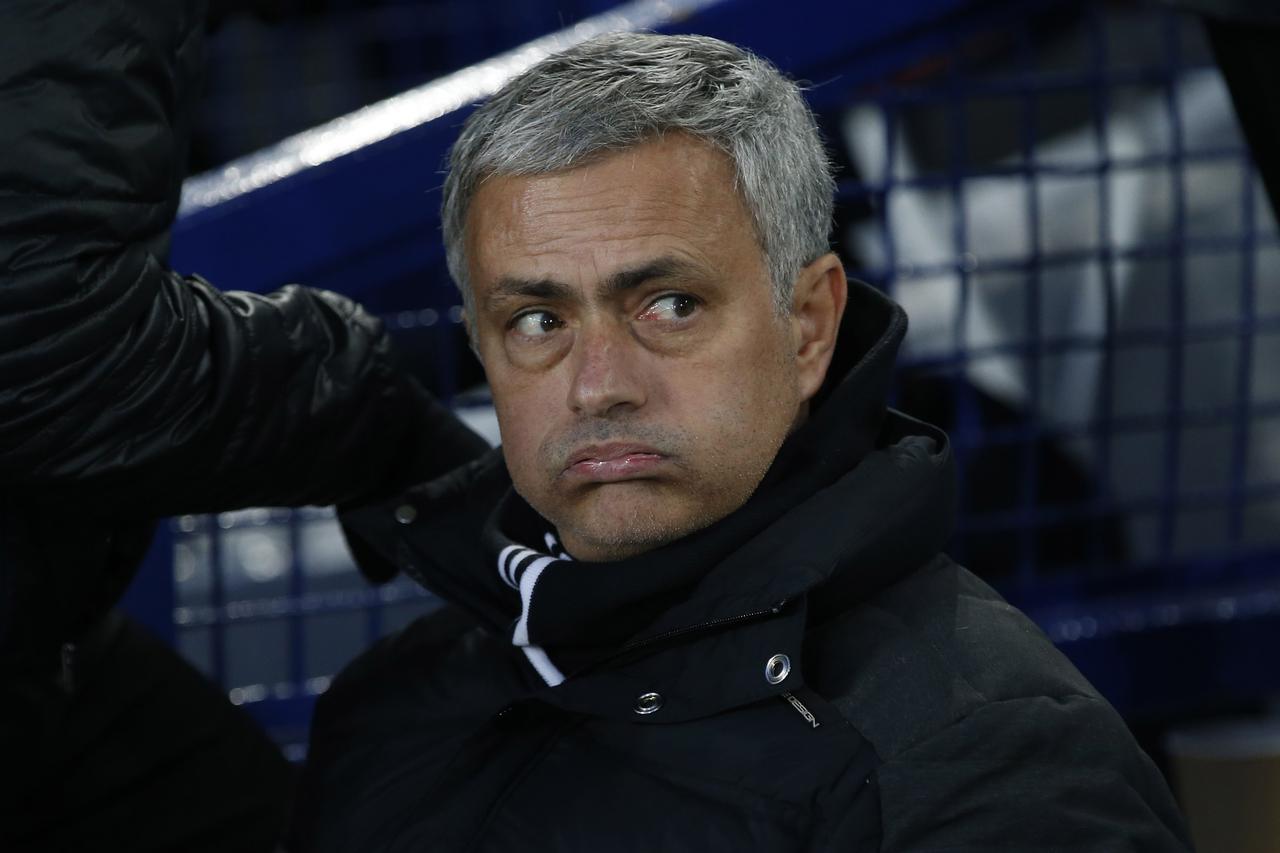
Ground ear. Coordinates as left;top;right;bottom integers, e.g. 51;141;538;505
790;252;848;403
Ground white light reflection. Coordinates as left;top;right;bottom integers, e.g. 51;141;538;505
179;0;725;216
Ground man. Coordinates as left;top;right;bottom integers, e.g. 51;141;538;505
292;33;1192;851
0;2;484;850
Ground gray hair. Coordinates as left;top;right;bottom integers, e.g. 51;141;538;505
441;32;834;318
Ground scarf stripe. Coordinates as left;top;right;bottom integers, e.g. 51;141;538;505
496;533;572;686
512;555;556;646
520;645;566;687
510;550;542;586
497;544;523;588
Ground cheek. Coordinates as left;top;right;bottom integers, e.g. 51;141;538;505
676;338;798;452
492;384;555;479
723;322;797;402
740;342;800;445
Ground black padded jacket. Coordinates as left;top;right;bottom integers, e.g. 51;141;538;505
0;0;485;702
292;282;1193;852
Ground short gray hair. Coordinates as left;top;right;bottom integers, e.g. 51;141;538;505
441;32;834;318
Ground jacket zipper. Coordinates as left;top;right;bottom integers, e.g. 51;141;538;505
617;597;789;656
561;599;790;682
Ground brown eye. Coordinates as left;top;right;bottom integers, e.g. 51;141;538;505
511;310;563;338
642;294;700;321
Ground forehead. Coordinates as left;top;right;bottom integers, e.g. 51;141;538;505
463;134;760;287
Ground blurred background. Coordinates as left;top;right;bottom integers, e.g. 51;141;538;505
122;1;1280;848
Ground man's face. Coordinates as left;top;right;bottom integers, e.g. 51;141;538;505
465;134;811;561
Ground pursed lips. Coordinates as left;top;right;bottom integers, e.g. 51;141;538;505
562;442;669;482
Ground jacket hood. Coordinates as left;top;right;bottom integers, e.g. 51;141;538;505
341;279;955;698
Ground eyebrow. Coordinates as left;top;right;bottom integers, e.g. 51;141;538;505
484;256;704;310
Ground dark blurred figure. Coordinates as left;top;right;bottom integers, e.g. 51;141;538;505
1166;0;1280;219
0;2;484;850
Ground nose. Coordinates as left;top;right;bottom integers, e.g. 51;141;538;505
566;319;647;417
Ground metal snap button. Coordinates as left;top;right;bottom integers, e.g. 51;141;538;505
765;653;791;685
393;504;418;524
634;692;664;715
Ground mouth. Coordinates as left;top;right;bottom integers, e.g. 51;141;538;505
562;442;670;483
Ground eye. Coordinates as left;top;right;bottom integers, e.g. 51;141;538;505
639;293;700;322
509;310;564;338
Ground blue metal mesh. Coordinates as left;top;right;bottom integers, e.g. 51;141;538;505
839;3;1280;593
159;0;1280;744
831;3;1280;716
171;507;445;751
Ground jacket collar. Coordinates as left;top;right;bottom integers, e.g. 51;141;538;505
538;414;955;724
341;280;956;717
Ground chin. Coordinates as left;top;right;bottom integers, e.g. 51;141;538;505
560;486;720;561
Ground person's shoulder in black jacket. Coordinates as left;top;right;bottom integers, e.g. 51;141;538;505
812;556;1192;852
0;0;489;653
0;3;485;848
0;0;484;516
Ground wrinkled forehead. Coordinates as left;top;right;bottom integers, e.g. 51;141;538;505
463;135;762;288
